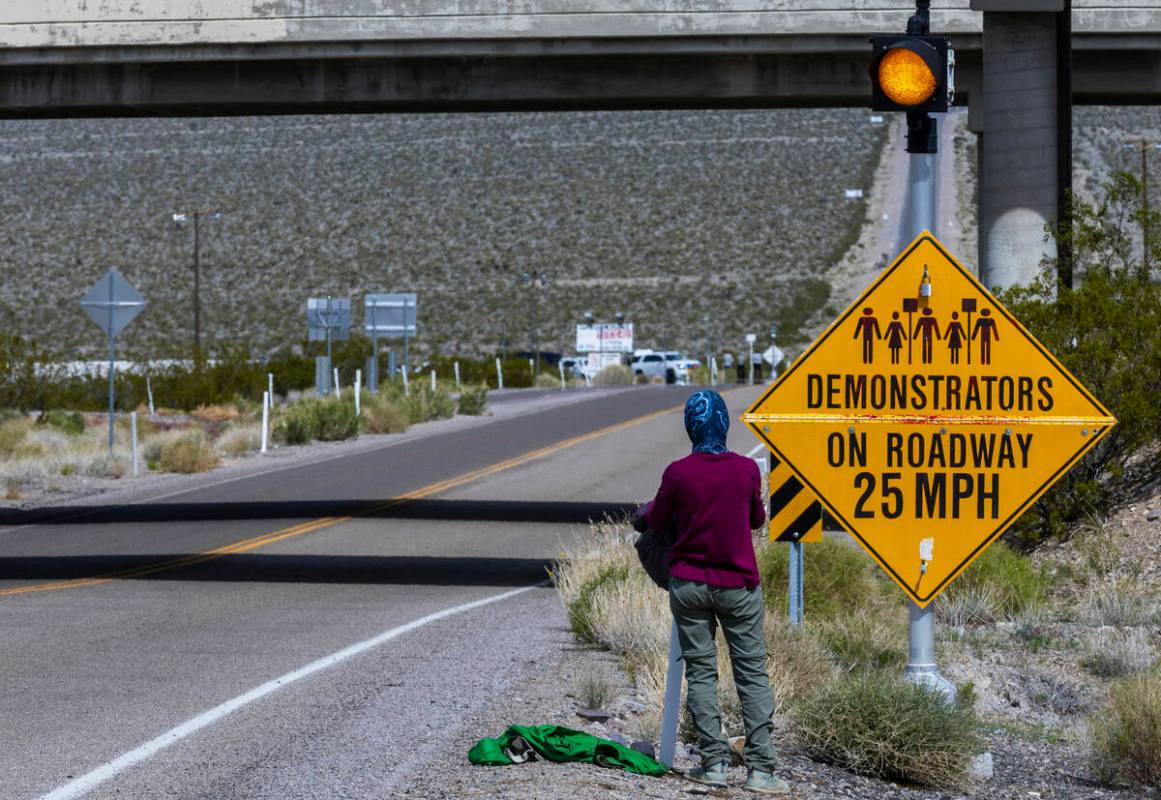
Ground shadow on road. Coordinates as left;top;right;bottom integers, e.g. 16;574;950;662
0;553;553;587
0;499;636;527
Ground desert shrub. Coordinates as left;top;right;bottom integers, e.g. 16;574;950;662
158;434;220;473
815;608;907;674
216;426;261;457
456;385;488;416
1081;629;1154;679
85;455;128;479
587;567;671;664
393;384;455;424
764;616;839;708
0;419;30;456
757;537;893;623
312;396;361;441
568;562;632;643
1003;174;1161;543
535;372;562;389
360;391;409;434
593;364;632;386
577;670;615;710
1090;671;1161;788
940;541;1047;622
794;672;980;788
40;410;85;436
274;396;359;444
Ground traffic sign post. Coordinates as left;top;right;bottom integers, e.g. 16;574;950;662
743;232;1115;692
364;293;418;390
80;269;147;454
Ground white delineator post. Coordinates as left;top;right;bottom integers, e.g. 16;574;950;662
146;376;155;416
333;368;340;398
267;372;274;409
495;357;504;390
402;367;410;396
528;358;534;383
261;391;269;454
454;361;461;387
558;360;566;391
431;370;436;392
658;617;684;767
354;369;362;417
130;411;139;476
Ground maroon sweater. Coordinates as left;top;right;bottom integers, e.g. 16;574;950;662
645;451;766;589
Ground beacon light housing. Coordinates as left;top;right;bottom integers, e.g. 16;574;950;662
869;35;953;113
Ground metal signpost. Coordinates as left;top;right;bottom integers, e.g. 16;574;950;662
743;231;1115;699
80;269;147;454
767;452;824;627
745;333;756;385
364;293;417;390
307;297;351;395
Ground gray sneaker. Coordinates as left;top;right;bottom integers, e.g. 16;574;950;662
744;768;790;795
686;761;728;789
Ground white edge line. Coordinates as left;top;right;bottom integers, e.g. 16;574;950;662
37;583;538;800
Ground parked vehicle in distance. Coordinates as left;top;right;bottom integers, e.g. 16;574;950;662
631;350;700;384
559;356;587;378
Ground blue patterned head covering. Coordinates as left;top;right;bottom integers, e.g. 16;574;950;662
684;390;730;455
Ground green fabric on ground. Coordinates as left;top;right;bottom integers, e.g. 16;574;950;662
467;724;668;777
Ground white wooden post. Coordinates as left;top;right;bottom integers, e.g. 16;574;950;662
261;391;269;454
130;411;139;476
354;369;362;417
454;361;461;387
495;357;504;390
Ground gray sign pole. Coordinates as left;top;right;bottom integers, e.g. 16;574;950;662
105;274;116;452
402;295;410;378
902;115;956;702
369;301;379;392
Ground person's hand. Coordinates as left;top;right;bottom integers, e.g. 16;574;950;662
631;501;652;534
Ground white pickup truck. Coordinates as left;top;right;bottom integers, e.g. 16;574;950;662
630;351;700;384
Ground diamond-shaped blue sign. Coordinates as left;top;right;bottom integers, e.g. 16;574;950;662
80;268;147;338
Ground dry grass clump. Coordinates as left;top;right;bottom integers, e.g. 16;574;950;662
593;364;632;386
764;616;839;708
360;391;409;435
1081;628;1154;679
85;455;129;479
191;404;241;423
158;433;220;473
456;385;489;416
0;418;31;456
1090;670;1161;788
794;672;980;789
577;671;616;710
535;372;562;389
216;425;262;457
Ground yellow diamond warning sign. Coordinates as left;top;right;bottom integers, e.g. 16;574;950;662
742;232;1115;607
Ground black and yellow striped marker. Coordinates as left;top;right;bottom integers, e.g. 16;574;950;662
768;454;824;543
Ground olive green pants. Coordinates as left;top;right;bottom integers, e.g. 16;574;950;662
669;577;776;772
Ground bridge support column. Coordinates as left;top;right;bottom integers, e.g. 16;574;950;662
972;2;1069;290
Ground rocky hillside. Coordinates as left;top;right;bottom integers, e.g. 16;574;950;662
0;109;886;361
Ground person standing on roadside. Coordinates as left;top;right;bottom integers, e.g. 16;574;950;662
644;390;789;795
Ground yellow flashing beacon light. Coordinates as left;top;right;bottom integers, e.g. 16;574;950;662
869;35;953;113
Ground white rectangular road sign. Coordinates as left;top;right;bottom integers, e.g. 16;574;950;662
364;293;417;338
576;323;633;353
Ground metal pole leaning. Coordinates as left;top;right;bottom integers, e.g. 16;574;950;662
658;616;683;768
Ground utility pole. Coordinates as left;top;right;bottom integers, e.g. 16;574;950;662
173;208;221;366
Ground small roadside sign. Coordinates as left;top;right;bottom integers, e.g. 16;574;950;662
80;268;146;337
742;232;1116;607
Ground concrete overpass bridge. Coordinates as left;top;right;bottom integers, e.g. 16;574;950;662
2;1;1160;286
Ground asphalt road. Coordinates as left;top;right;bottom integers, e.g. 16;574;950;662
0;384;764;800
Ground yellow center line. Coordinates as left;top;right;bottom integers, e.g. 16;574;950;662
0;399;687;599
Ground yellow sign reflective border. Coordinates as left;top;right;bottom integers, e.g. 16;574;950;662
768;454;824;543
743;232;1115;607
